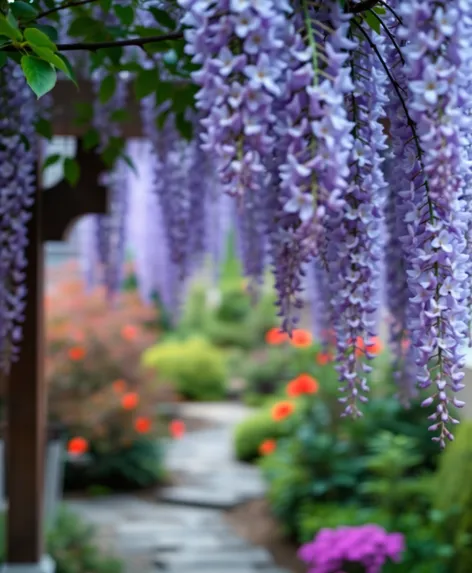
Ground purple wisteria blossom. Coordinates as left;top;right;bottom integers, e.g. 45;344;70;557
330;23;388;417
0;62;36;372
398;0;471;446
299;524;405;573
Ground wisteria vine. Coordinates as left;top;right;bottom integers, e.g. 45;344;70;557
0;0;471;445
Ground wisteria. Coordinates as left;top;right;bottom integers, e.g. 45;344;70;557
1;0;472;443
0;62;36;372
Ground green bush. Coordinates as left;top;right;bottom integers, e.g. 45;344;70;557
142;336;227;401
233;406;287;462
204;317;256;349
243;349;293;398
64;438;165;492
433;420;472;573
0;507;123;573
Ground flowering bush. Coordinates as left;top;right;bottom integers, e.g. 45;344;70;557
299;525;405;573
45;271;168;490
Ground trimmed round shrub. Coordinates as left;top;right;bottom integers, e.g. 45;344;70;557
233;407;287;462
142;336;227;401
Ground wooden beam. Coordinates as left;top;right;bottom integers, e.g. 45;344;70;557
52;79;143;138
6;182;45;563
43;139;108;241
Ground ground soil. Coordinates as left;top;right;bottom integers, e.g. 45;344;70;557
225;499;306;573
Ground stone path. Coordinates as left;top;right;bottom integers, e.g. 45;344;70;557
66;402;292;573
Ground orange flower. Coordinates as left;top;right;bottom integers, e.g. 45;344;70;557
355;336;384;358
67;436;88;456
286;374;319;397
265;327;288;345
68;346;86;361
134;416;152;434
259;439;277;456
121;325;138;341
316;351;333;366
291;329;313;348
271;401;296;421
112;379;127;394
121;392;139;410
169;419;186;439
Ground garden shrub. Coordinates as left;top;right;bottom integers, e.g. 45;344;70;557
243;349;294;399
0;507;123;573
142;336;227;401
64;437;165;492
46;273;166;491
233;406;287;462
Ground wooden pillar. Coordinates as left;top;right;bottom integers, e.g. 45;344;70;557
6;182;45;563
4;138;107;568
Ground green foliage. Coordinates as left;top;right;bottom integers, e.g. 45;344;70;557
433;420;472;573
65;438;165;492
233;406;287;462
243;349;293;398
0;507;123;573
142;336;227;401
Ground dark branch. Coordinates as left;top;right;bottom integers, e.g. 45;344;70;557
348;0;380;13
1;32;184;52
378;0;403;23
56;31;184;51
37;0;100;20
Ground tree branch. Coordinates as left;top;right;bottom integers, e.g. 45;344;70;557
56;31;183;51
348;0;380;13
37;0;100;20
0;31;184;52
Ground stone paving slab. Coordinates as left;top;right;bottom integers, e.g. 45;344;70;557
159;486;243;509
154;547;273;569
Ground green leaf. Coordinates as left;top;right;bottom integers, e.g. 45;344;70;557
30;24;58;43
149;7;176;30
21;55;56;98
34;117;53;139
134;68;157;99
74;101;93;126
99;74;116;104
10;1;38;21
55;53;78;85
28;45;75;81
82;128;100;151
114;4;134;26
364;11;381;34
373;5;386;14
0;51;6;69
0;13;22;40
63;157;80;186
42;153;61;170
24;27;57;50
175;112;193;140
110;108;129;123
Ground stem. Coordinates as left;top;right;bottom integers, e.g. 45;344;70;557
301;0;318;86
1;32;184;52
368;9;405;64
36;0;100;20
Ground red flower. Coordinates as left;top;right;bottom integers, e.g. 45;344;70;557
112;379;127;394
265;327;288;345
271;401;296;421
121;325;138;341
134;417;152;434
355;336;384;358
316;351;333;366
291;329;313;348
169;419;186;439
259;439;277;456
68;437;88;456
68;346;86;361
286;374;319;397
121;392;139;410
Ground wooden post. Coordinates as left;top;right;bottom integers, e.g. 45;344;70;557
3;138;107;570
5;179;45;566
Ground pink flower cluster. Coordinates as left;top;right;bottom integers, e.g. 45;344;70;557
298;524;405;573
